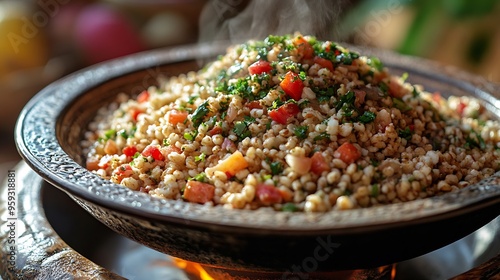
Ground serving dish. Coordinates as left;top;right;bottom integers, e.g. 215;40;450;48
15;42;500;271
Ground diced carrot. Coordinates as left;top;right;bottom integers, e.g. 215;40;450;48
137;90;150;103
86;156;100;171
310;152;330;175
280;71;304;101
212;150;248;176
293;36;314;59
256;184;283;205
183;181;215;204
167;110;189;125
335;142;361;165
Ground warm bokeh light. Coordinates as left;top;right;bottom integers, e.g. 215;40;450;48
172;257;215;280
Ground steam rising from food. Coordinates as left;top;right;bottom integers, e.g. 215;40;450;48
198;0;347;43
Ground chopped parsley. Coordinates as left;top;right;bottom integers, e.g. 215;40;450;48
368;56;384;71
335;91;357;117
191;101;210;127
398;127;413;141
335;51;360;65
370;184;380;197
282;203;299;212
392;98;412;112
314;132;330;142
465;130;486;150
270;161;283;175
233;116;255;141
294;125;309;140
357;111;376;124
104;129;116;140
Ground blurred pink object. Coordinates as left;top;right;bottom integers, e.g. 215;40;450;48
73;4;146;64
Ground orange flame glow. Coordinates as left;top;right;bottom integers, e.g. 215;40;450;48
172;258;215;280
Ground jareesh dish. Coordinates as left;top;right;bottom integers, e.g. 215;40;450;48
83;33;500;212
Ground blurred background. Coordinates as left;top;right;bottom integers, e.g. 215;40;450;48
1;0;500;165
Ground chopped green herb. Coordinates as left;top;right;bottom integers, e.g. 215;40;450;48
370;159;379;167
188;95;199;105
233;116;255;141
191;101;210;127
104;129;116;140
358;111;376;124
398;127;413;141
195;153;206;162
163;139;170;146
392;98;412;112
314;132;330;142
270;161;283;175
368;56;384;71
298;100;310;109
117;129;129;139
299;71;307;81
272;99;285;109
294;125;308;140
189;172;207;183
412;87;420;98
370;184;379;197
335;91;356;117
132;152;140;159
379;82;389;95
401;72;409;82
282;203;298;212
184;131;198;141
465;130;486;150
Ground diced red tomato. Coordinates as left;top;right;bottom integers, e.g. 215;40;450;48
293;36;314;59
432;92;443;103
167;110;189;125
409;124;415;132
114;164;133;183
208;126;223;136
183;181;215;204
310;152;330;175
388;76;406;98
245;100;263;110
269;103;301;125
137;90;150;103
456;101;466;116
130;108;143;121
313;56;334;72
256;184;283;205
280;71;304;100
122;146;138;157
335;142;361;165
248;60;273;75
142;145;165;161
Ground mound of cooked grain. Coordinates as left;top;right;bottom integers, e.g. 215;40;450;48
83;33;500;212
